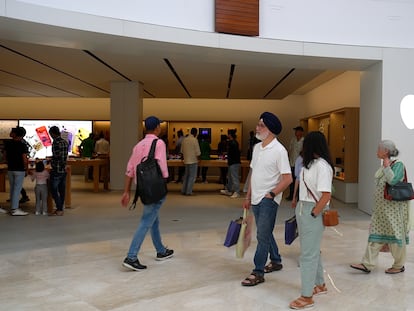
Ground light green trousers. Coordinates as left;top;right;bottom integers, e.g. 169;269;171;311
296;201;325;297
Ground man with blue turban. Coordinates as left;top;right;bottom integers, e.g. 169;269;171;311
241;111;292;286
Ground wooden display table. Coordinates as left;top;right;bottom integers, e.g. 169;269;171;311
167;159;250;181
66;158;109;192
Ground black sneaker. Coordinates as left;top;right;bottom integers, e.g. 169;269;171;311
122;257;147;271
156;248;174;261
19;197;30;203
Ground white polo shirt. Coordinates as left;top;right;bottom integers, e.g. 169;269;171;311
299;158;333;203
250;138;291;205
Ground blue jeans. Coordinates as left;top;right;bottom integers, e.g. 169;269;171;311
127;197;167;259
182;163;197;195
50;172;66;211
251;197;281;276
296;201;325;297
227;163;240;194
8;171;25;211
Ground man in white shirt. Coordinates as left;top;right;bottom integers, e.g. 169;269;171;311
180;128;201;195
94;132;110;155
241;112;292;286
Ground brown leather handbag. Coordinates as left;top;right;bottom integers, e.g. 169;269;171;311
322;210;339;226
303;171;338;227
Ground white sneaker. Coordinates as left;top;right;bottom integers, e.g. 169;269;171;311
11;208;28;216
0;207;7;214
220;189;232;196
230;192;240;199
42;212;48;216
35;211;41;215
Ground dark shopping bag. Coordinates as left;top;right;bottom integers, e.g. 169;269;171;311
285;215;298;245
224;217;242;247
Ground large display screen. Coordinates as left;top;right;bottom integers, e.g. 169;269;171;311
18;120;92;158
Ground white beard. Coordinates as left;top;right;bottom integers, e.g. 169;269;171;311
255;132;268;141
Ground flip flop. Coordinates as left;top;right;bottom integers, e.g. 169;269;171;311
350;263;371;273
385;266;405;274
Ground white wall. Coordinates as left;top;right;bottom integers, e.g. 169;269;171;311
381;49;414;184
303;71;360;116
359;62;383;215
6;0;414;48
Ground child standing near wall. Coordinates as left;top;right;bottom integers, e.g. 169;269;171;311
30;161;50;215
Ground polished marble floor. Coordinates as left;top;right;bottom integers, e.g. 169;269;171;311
1;177;414;311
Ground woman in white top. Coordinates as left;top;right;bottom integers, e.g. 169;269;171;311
290;131;333;310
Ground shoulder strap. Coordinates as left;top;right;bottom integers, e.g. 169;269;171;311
129;139;159;210
302;170;319;203
148;139;158;159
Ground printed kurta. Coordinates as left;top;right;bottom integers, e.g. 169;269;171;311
369;160;409;246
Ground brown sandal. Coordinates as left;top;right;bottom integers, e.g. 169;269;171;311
313;284;327;296
264;261;283;273
241;272;265;286
289;296;314;309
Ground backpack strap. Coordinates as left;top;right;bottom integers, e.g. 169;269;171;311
129;139;158;210
148;139;158;159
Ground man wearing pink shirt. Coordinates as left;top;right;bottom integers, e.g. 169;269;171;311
121;116;174;271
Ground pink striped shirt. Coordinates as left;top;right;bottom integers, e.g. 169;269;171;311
31;170;50;185
125;134;169;180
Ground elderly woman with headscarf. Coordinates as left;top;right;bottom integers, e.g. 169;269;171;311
351;140;409;274
241;112;292;286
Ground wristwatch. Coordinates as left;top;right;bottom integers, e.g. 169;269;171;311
269;191;276;199
311;211;317;218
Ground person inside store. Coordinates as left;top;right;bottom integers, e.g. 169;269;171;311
3;127;29;216
94;131;110;156
287;126;304;200
247;130;260;161
5;127;30;205
350;140;409;275
220;130;241;198
181;127;201;196
243;130;260;193
289;131;333;310
217;134;228;185
121;116;173;271
174;129;185;183
80;133;95;158
291;150;303;209
29;160;50;216
241;112;292;286
48;126;69;216
80;132;95;180
198;133;211;183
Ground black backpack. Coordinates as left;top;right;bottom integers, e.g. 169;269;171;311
130;139;168;209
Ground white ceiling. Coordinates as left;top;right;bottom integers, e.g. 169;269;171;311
0;17;378;100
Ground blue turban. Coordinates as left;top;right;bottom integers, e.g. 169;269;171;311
260;112;282;135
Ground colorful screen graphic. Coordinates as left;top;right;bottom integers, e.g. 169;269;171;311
19;120;92;158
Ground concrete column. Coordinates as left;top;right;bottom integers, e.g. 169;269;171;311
110;81;143;190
